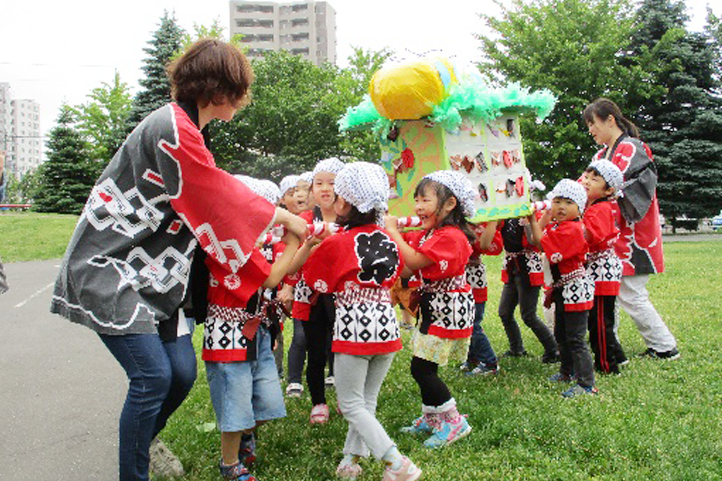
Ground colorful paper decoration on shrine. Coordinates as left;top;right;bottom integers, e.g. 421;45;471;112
339;58;557;222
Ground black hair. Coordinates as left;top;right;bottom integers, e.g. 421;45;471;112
583;98;639;139
584;166;614;199
335;205;380;230
414;178;476;244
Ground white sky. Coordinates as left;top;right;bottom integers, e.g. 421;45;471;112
0;0;716;138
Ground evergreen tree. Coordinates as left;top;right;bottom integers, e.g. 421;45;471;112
126;11;185;129
476;0;655;185
627;0;722;222
33;106;98;214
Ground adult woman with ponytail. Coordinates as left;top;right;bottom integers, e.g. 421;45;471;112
582;98;679;360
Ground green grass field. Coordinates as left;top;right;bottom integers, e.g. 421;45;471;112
2;213;720;480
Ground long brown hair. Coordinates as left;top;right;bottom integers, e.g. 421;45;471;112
583;98;639;139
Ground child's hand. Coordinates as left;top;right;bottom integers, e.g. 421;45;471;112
275;208;308;239
384;215;399;232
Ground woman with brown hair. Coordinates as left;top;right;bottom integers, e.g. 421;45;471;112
582;97;679;361
50;38;307;481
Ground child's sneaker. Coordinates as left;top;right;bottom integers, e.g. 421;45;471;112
423;416;472;449
336;461;363;480
549;372;574;382
219;460;256;481
285;382;303;398
325;376;336;387
502;349;528;357
400;414;433;434
458;361;476;372
239;432;256;467
562;384;599;398
381;456;422;481
466;364;499;376
310;403;330;424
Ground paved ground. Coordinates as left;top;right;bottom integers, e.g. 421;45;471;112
0;259;125;481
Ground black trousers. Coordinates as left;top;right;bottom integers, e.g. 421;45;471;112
410;356;452;407
498;273;558;355
553;291;594;388
589;295;623;373
301;294;335;406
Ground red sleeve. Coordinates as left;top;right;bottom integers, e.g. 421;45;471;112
541;223;587;264
158;105;276;276
472;223;504;256
302;235;345;294
418;227;472;275
206;248;272;307
584;203;617;249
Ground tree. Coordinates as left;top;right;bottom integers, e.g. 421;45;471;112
212;51;348;180
126;11;185;129
476;0;657;185
4;169;42;205
626;0;722;221
71;71;132;164
33;106;98;214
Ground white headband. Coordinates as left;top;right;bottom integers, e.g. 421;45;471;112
312;157;345;180
424;170;476;217
588;159;623;194
279;175;300;195
335;162;389;215
547;179;587;214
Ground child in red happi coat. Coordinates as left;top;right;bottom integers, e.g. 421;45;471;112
385;170;476;448
581;159;626;373
529;179;597;398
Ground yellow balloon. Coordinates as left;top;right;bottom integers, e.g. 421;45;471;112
369;58;457;120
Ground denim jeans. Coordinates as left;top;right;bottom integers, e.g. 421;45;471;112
466;302;498;367
99;329;197;481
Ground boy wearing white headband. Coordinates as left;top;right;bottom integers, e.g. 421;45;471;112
581;160;625;374
529;179;597;397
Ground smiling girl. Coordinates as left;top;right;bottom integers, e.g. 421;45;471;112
385;170;476;449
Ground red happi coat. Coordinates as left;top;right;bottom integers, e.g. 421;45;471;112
466;223;503;303
302;224;403;355
593;136;664;276
404;226;474;339
541;220;594;312
583;200;622;296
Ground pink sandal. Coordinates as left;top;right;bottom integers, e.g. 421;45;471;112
310;403;330;424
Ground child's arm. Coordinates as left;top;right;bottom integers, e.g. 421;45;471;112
527;214;544;247
384;215;434;271
263;232;302;289
286;235;323;275
477;220;498;251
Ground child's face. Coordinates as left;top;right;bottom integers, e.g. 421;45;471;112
294;181;312;211
414;185;456;230
551;197;581;222
282;188;302;214
313;172;336;211
580;170;614;204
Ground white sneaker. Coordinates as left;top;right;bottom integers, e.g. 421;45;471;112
285;382;303;397
324;376;335;387
382;456;421;481
149;438;184;478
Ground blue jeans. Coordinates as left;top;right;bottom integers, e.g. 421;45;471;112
466;302;498;367
99;330;197;481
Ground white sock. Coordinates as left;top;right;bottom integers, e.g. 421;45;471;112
382;446;404;471
339;454;360;468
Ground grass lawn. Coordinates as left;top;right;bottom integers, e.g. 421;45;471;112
164;241;722;481
2;213;720;480
0;212;78;262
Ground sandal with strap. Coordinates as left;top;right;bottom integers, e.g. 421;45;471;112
219;460;256;481
310;403;330;424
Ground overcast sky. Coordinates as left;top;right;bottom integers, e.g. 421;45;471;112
0;0;716;138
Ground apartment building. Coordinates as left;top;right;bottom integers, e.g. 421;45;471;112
229;1;337;66
0;83;42;178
